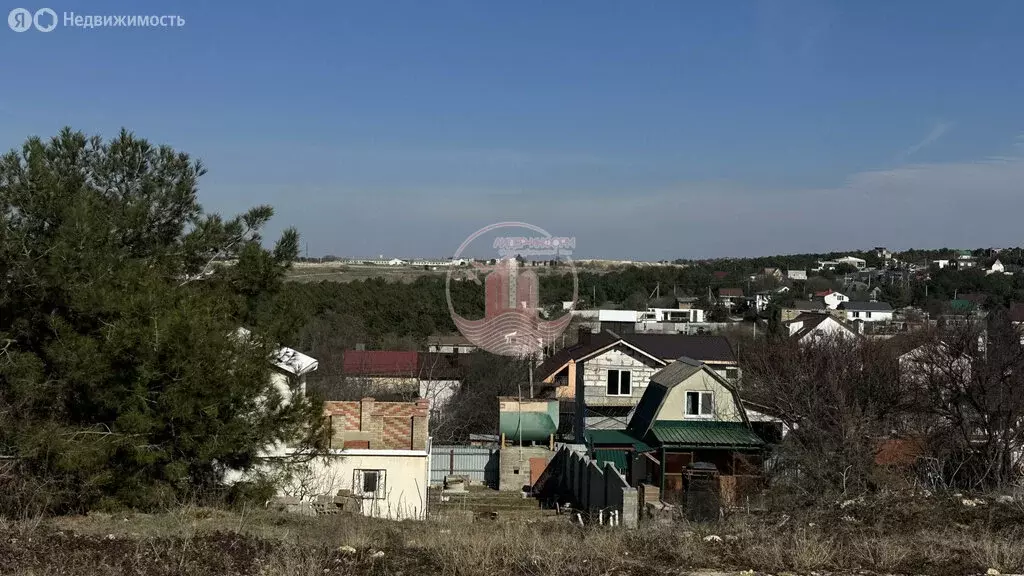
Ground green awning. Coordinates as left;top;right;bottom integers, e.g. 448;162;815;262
592;449;629;472
585;429;651;451
649;421;765;449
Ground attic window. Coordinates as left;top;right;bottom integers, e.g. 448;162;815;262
685;391;714;418
606;369;631;396
725;367;739;380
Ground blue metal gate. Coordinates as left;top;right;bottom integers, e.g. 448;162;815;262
430;446;499;486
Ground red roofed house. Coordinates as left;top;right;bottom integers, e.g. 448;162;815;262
717;287;744;309
814;289;850;310
341;351;464;415
342;350;420;397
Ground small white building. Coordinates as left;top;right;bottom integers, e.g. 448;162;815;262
643;307;706;323
597;309;641;323
278;398;432;520
816;290;850;310
986;259;1006;276
426;335;477;354
786;269;808;281
838;301;894;323
836;256;867;270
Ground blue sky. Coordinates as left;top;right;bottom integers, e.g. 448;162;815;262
2;0;1024;259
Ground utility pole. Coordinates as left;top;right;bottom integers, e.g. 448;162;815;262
528;351;534;398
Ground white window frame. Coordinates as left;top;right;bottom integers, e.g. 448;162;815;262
684;391;715;418
866;311;872;319
725;366;739;380
354;469;386;499
606;369;632;396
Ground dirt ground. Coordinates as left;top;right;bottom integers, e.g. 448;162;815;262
2;493;1023;575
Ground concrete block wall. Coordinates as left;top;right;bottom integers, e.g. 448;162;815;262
498;446;553;491
324;398;430;450
583;348;659;407
540;447;636;527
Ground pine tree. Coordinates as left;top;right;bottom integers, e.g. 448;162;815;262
0;128;322;512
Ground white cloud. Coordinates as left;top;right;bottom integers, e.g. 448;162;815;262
901;121;953;158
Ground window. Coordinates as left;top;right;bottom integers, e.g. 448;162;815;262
865;312;872;319
725;367;739;380
355;469;385;499
853;311;860;318
606;369;631;396
685;391;714;417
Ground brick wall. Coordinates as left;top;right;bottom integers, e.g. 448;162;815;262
324;398;430;450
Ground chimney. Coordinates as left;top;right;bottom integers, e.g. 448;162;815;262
577;326;592;345
355;342;366;351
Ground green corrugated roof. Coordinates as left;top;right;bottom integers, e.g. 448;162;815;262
950;299;975;312
649;421;765;448
592;449;629;471
585;429;651;451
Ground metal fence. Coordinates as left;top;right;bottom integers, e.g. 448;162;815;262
430;445;499;486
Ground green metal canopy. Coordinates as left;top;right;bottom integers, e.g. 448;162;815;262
649;421;765;449
585;429;651;451
592;449;630;472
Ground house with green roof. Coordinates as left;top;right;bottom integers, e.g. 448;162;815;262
584;357;773;502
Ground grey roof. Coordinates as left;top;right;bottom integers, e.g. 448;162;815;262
649;357;703;387
839;301;893;312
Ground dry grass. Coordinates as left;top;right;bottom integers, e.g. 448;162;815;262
2;496;1024;575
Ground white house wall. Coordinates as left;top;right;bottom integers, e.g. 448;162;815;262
844;311;894;323
419;379;460;412
232;451;430;520
653;370;744;422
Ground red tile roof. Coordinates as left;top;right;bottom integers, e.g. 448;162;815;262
718;287;744;298
341;351;471;378
814;289;834;297
343;351;419;377
713;271;729;280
